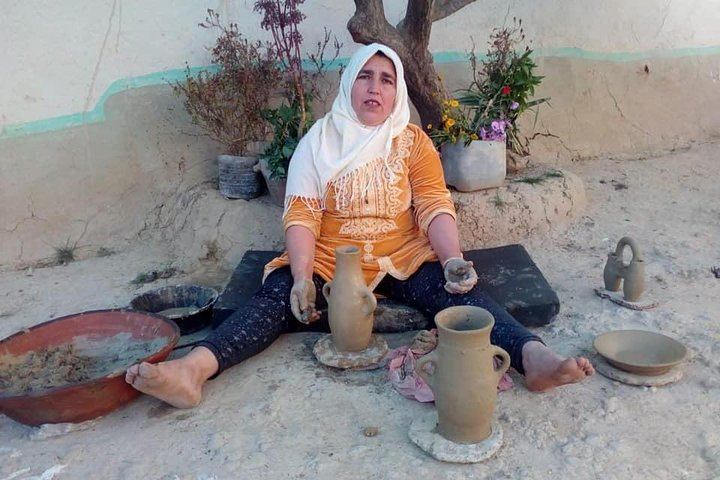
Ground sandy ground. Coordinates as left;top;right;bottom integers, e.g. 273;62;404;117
1;141;719;480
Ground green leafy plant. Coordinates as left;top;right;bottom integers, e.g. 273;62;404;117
459;19;549;154
430;19;549;154
54;240;78;265
173;10;281;155
261;99;314;179
427;97;479;147
254;0;342;179
489;191;508;210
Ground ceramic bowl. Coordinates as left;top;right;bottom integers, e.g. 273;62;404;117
0;309;179;426
593;330;687;376
130;285;218;335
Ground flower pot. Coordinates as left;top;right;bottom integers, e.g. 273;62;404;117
441;140;506;192
218;155;262;200
257;158;287;207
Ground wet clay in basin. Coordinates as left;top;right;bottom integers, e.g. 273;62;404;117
0;309;179;426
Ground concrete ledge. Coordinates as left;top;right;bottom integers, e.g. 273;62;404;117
452;166;586;249
199;166;585;275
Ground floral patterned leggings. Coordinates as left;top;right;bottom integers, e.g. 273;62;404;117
196;262;542;377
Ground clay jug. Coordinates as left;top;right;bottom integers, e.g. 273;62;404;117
322;245;377;352
603;237;645;302
416;306;510;444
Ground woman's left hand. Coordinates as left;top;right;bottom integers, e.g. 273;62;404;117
442;257;478;294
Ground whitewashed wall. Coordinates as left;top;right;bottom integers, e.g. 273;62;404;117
1;0;719;269
2;0;718;127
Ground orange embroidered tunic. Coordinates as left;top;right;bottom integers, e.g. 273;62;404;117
263;124;456;290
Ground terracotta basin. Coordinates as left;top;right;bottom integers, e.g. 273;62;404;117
0;309;179;426
593;330;687;376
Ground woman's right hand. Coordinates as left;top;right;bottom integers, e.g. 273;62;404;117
290;278;320;324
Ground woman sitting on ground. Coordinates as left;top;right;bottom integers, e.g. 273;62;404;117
126;43;593;408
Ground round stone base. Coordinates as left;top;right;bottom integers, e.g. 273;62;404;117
313;334;388;370
595;356;684;386
408;412;503;464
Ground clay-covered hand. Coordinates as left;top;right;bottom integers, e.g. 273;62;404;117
443;257;478;294
290;278;320;324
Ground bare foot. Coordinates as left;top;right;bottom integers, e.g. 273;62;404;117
522;341;594;392
125;347;218;408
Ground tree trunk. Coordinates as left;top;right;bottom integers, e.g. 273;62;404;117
347;0;477;130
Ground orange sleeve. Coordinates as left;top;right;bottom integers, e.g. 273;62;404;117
407;125;457;233
283;197;323;239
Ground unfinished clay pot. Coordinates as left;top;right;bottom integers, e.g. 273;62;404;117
603;236;646;302
416;306;510;444
322;245;377;352
594;329;687;376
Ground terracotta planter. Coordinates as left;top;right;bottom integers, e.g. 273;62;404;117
416;306;510;444
441;140;506;192
257;158;287;207
218;155;262;200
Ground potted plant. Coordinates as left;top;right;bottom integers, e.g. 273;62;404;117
173;10;281;200
429;19;548;191
253;0;342;206
257;99;314;205
429;97;508;192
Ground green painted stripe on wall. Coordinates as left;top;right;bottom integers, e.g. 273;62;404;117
2;45;719;140
1;66;215;139
432;45;720;64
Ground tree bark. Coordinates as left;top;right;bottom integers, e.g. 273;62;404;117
348;0;477;130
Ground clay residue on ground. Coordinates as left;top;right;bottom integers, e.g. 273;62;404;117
0;142;718;479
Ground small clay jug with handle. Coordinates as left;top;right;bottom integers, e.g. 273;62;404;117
619;237;645;302
322;245;377;352
603;236;646;302
416;306;510;444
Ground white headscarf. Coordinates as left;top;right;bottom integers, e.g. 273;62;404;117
284;43;410;212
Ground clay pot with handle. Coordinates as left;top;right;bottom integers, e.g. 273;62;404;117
322;245;377;352
603;236;646;302
416;306;510;444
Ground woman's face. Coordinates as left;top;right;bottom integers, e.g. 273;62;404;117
350;53;397;126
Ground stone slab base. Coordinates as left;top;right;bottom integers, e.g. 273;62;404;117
594;356;684;387
312;334;388;370
594;288;659;310
409;412;503;464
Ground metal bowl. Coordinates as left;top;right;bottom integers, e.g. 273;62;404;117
0;309;179;426
593;329;687;376
130;285;218;335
